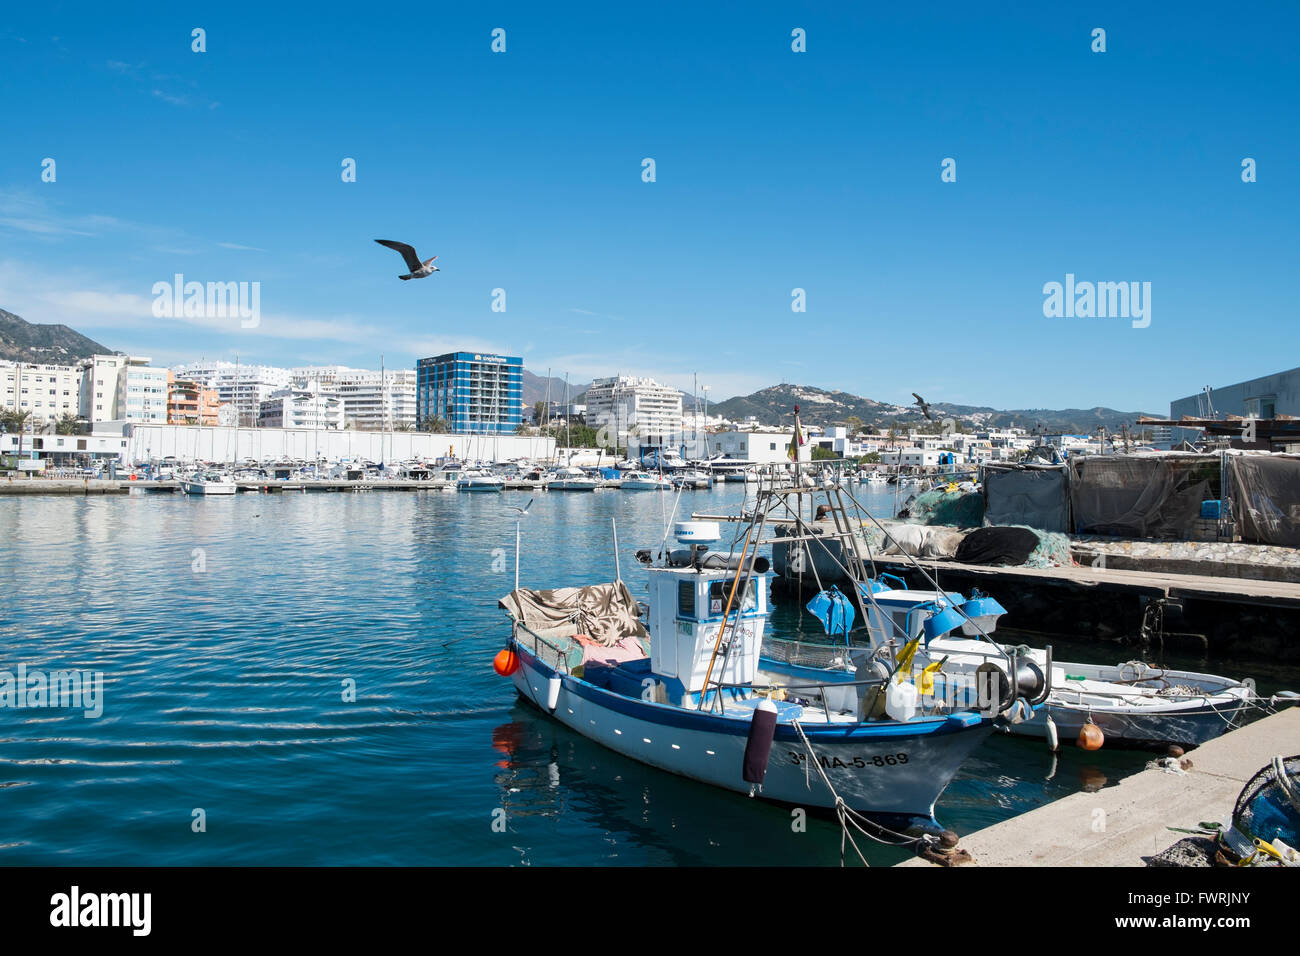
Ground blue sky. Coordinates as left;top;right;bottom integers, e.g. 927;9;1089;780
1;1;1296;412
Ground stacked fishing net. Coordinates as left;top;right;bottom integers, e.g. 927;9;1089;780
1023;528;1076;568
900;487;985;528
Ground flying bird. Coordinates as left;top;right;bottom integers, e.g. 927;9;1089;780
912;392;934;420
506;498;534;518
374;239;439;280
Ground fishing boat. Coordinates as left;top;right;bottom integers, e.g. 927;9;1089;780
760;578;1259;750
547;466;599;491
179;472;237;495
864;471;888;486
621;471;673;491
497;499;1049;839
457;469;505;492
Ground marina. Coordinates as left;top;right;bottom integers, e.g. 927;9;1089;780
4;477;1294;867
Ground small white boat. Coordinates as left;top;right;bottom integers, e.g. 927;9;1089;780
761;583;1257;750
621;471;673;491
673;469;714;489
546;466;599;491
457;469;505;492
179;473;237;496
864;471;888;486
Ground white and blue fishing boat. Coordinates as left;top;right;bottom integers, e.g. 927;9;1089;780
759;564;1260;750
497;487;1050;837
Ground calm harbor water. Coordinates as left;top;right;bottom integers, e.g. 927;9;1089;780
0;484;1279;866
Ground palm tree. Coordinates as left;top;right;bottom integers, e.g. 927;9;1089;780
54;414;84;436
2;409;35;468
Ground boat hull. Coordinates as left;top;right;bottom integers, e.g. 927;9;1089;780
180;480;236;496
511;644;994;822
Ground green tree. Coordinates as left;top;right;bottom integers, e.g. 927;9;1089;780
533;401;547;425
418;415;450;433
55;414;84;436
811;446;837;460
1;409;35;467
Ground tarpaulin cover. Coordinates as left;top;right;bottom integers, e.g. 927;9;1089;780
1068;455;1213;539
953;527;1040;566
982;465;1070;533
1229;455;1300;547
499;581;649;647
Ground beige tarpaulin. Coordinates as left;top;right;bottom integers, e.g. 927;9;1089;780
499;581;649;647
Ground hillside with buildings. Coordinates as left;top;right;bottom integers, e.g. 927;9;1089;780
711;384;1152;434
0;307;112;365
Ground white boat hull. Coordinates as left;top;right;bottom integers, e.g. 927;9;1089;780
511;645;994;822
180;480;236;496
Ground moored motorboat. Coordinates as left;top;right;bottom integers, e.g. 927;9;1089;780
179;472;237;495
621;471;674;491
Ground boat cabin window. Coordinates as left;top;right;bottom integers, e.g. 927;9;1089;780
678;581;695;617
707;579;756;616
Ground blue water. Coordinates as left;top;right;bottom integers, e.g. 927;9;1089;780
0;485;1231;865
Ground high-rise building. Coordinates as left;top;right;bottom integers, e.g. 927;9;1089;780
291;366;417;431
586;376;683;447
1;360;82;428
257;381;345;430
78;355;168;425
416;352;521;434
166;372;223;426
173;361;293;427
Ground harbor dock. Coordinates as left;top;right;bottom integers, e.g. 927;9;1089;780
0;477;463;494
900;707;1300;867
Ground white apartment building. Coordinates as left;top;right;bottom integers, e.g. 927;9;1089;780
585;376;683;446
78;355;168;425
258;382;344;430
1;360;82;428
292;366;417;431
174;361;293;427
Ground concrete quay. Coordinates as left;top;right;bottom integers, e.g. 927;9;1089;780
900;707;1300;867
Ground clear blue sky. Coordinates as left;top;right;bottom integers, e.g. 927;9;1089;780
1;1;1296;412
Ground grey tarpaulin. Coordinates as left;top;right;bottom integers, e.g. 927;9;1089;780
499;581;649;647
1229;454;1300;547
1068;454;1214;539
982;464;1070;533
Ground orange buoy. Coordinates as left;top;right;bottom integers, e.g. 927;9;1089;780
1077;721;1104;751
493;648;520;677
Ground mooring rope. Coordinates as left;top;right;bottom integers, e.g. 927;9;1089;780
790;718;932;866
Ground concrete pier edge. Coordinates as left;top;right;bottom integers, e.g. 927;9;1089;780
900;707;1300;867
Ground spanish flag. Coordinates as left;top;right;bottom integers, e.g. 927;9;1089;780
787;404;806;461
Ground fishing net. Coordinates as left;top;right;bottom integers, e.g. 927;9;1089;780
1233;755;1300;848
900;488;984;528
1024;528;1076;568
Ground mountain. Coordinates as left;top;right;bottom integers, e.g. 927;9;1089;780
0;308;113;365
521;369;591;407
710;384;1154;434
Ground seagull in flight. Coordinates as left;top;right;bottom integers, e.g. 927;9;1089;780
506;498;534;518
912;392;934;421
374;239;439;280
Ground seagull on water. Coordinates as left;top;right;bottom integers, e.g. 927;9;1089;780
374;239;439;280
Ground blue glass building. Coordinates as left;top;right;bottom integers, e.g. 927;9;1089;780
415;352;522;435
